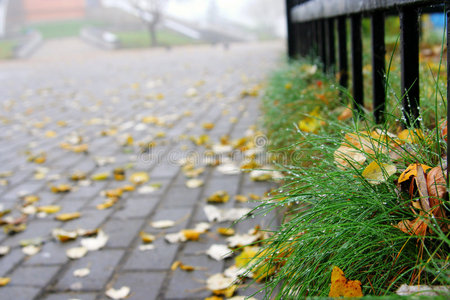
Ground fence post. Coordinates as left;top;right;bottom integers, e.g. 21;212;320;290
400;6;420;127
286;0;296;59
371;11;386;124
327;18;336;73
338;16;348;90
351;14;364;116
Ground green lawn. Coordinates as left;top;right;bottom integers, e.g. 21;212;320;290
116;29;201;48
27;19;104;39
0;40;17;59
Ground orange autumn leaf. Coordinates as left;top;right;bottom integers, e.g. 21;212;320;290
397;129;424;144
337;107;353;121
398;163;432;183
329;266;363;298
395;217;428;236
426;166;448;223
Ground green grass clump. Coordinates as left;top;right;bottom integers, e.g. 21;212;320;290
0;40;16;59
251;30;449;298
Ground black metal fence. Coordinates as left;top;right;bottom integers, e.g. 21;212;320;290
286;0;447;128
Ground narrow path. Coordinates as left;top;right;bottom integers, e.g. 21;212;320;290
0;41;283;300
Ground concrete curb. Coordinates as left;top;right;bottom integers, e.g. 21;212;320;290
14;31;43;58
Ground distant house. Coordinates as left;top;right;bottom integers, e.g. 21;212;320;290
23;0;86;22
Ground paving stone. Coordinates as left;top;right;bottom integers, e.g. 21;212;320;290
162;185;202;208
0;286;41;300
164;255;224;299
111;197;159;219
44;292;97;300
123;238;179;271
24;241;72;266
62;209;111;231
102;219;144;248
0;247;25;277
3;220;60;247
107;272;166;300
145;207;193;233
149;163;180;178
9;265;60;287
54;249;124;291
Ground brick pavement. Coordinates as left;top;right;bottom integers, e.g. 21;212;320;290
0;40;283;300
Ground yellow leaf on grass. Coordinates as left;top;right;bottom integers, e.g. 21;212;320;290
212;285;237;297
37;205;61;214
235;246;259;268
55;212;81;222
0;277;11;286
207;191;230;203
130;172;149;185
181;229;201;241
91;172;110;181
362;161;397;184
140;231;155;243
217;227;235;236
398;163;432;183
329;266;363;297
284;82;293;90
298;107;324;133
398;129;424;144
334;146;366;170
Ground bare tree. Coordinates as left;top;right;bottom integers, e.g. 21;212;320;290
128;0;167;46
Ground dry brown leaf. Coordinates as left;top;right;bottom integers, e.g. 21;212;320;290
55;212;81;222
395;217;428;236
427;166;448;222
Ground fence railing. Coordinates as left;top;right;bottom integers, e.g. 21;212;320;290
286;0;447;128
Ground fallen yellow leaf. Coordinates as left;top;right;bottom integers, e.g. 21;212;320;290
202;122;215;130
91;172;110;181
334;146;366;170
96;198;118;210
0;277;11;286
140;231;155;243
235;195;248;202
37;205;61;214
50;184;72;193
362;161;397;184
217;227;235;236
23;195;40;204
398;163;432;183
207;191;230;203
130;172;149;185
329;266;363;297
181;229;201;241
55;212;81;222
398;129;424;144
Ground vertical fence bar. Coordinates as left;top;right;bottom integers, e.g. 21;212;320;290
400;7;420;127
286;0;295;59
318;19;327;71
447;4;449;186
327;18;336;73
351;14;364;115
371;11;386;124
338;16;348;90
